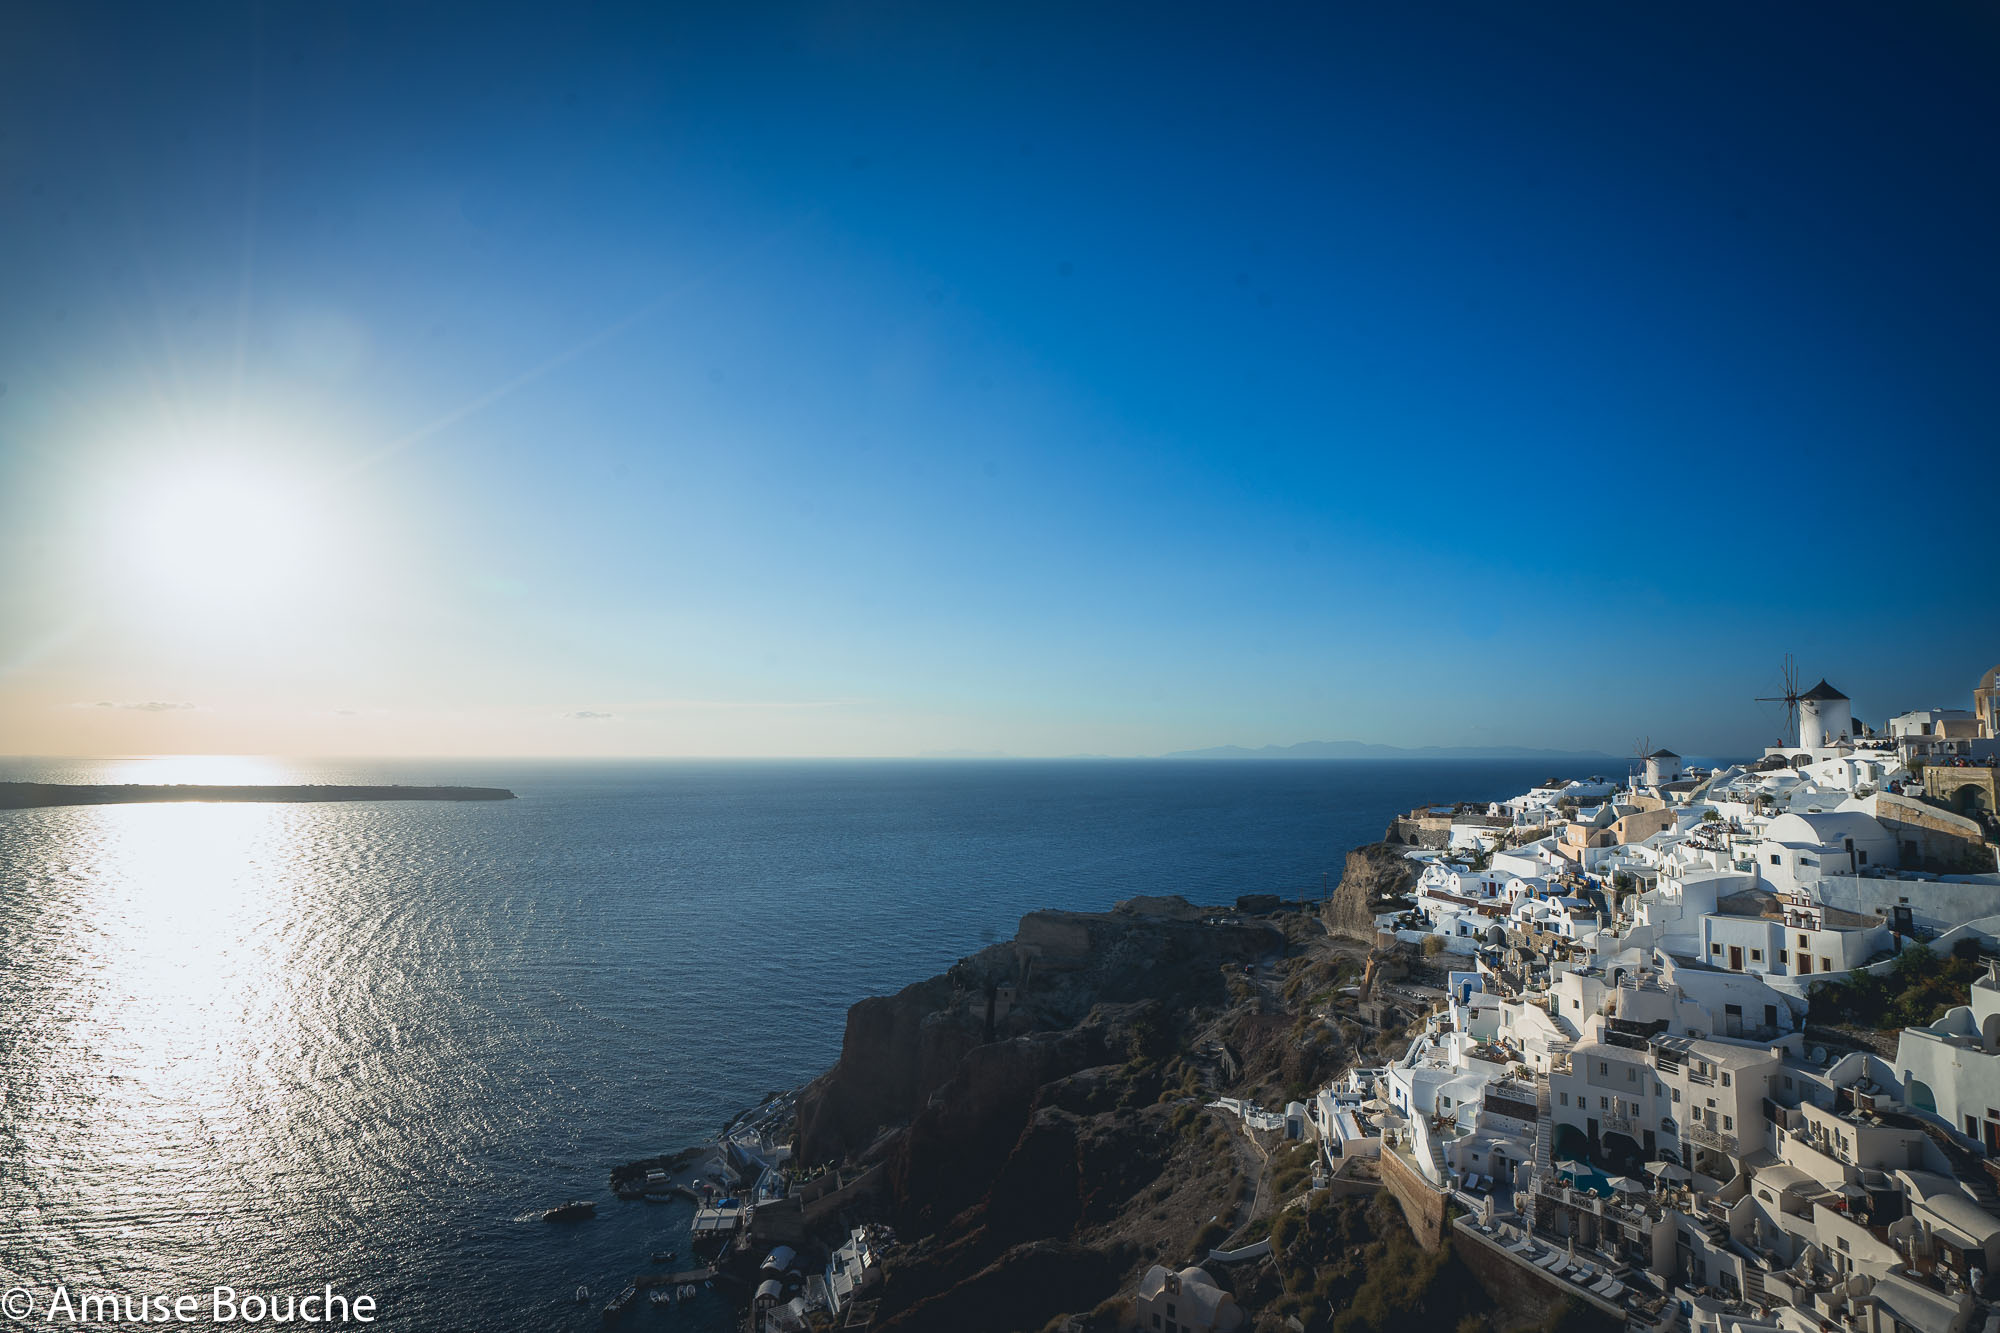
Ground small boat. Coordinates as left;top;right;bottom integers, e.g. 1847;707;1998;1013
649;1249;676;1264
543;1200;597;1223
649;1290;671;1307
574;1285;591;1303
601;1285;636;1322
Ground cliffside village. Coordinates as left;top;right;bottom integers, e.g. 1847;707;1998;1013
693;666;2000;1333
1298;665;2000;1333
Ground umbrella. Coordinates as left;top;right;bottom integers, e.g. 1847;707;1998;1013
1645;1162;1690;1182
1607;1175;1647;1193
1557;1159;1589;1175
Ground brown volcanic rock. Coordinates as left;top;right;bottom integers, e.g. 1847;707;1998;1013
1322;841;1417;942
872;1238;1126;1333
793;973;975;1165
884;1024;1115;1232
794;907;1277;1165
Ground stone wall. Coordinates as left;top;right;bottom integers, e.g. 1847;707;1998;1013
1924;768;1999;822
1376;1145;1447;1251
1451;1222;1622;1331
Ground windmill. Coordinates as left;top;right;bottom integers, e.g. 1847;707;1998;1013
1630;735;1652;792
1755;654;1803;747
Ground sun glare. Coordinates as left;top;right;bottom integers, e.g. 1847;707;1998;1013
116;463;321;610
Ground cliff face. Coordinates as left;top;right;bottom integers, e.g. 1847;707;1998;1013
793;973;974;1166
1321;841;1418;942
794;902;1276;1165
787;901;1290;1331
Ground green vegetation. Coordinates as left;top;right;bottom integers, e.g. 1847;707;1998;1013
1268;1140;1317;1199
1808;944;1984;1030
1242;1193;1488;1333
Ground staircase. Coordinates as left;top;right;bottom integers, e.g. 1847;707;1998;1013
1695;1198;1730;1246
1916;1122;2000;1213
1527;1079;1553;1236
1535;1080;1555;1173
1741;1265;1773;1310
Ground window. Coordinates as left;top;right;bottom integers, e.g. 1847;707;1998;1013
1750;948;1763;962
1837;1237;1849;1253
1600;1097;1609;1110
1723;1115;1733;1131
1770;854;1780;865
1672;1089;1681;1103
1711;943;1723;955
1599;1062;1608;1076
1721;1072;1732;1087
1821;957;1833;973
1560;1091;1569;1106
1798;933;1810;948
1784;1076;1794;1091
1153;1317;1162;1330
1858;851;1868;865
1628;1068;1637;1082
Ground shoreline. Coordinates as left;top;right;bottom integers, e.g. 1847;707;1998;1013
0;782;519;810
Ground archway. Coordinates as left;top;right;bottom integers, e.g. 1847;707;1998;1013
1603;1132;1645;1177
1553;1122;1591;1164
1908;1079;1938;1114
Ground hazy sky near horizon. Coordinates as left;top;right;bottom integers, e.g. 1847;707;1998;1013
2;2;1996;759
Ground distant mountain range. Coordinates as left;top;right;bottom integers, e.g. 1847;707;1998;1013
1163;740;1619;761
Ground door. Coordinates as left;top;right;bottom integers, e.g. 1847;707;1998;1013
1729;946;1743;970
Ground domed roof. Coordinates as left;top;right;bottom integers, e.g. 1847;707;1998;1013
1980;664;2000;693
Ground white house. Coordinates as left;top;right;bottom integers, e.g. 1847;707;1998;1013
1894;960;2000;1154
1754;811;1899;894
1134;1266;1243;1333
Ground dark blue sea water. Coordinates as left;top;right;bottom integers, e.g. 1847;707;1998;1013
0;757;1601;1331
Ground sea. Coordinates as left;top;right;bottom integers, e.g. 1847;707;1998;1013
0;755;1606;1331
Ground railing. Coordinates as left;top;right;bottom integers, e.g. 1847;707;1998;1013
1686;1123;1737;1153
1600;1113;1634;1135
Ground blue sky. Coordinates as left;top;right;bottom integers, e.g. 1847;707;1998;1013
1;2;1995;757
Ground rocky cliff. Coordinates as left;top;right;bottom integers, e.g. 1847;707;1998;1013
794;900;1277;1165
1321;841;1418;943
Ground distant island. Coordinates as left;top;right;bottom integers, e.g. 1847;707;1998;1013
1164;739;1617;760
0;783;517;811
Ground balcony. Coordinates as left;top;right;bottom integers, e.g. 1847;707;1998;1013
1685;1122;1738;1153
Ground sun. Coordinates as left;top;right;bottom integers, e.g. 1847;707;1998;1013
116;462;322;610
